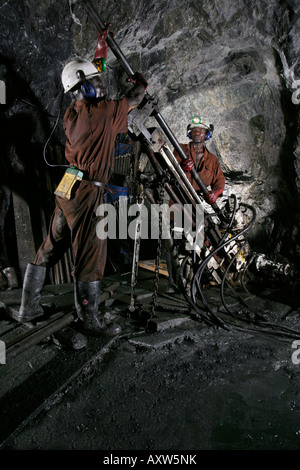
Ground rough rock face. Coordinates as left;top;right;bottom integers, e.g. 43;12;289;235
0;0;299;267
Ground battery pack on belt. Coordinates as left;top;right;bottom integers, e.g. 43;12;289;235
54;167;84;200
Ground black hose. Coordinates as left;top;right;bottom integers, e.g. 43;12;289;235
192;199;251;307
188;202;257;327
177;256;216;327
43;92;69;168
185;201;300;340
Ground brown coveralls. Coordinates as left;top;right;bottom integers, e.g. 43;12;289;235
173;142;225;193
35;97;129;282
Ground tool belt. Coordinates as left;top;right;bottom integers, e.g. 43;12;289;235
54;167;106;200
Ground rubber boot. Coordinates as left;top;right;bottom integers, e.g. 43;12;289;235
165;251;177;294
17;263;46;323
75;280;121;337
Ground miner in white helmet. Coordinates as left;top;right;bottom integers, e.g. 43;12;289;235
179;115;225;202
16;58;147;336
166;115;225;293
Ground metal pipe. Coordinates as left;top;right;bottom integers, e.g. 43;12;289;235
160;145;203;206
80;0;227;226
80;0;134;76
142;145;195;229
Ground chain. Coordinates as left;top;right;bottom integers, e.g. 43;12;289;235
148;181;165;321
129;191;144;314
128;145;142;314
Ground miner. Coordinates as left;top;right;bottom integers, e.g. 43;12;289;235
166;115;225;293
16;58;147;336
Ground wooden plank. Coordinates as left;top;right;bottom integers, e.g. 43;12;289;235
6;311;76;360
138;259;168;277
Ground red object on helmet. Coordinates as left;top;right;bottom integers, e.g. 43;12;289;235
205;187;224;204
181;156;195;172
94;25;112;61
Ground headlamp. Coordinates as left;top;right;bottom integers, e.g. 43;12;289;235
191;115;202;125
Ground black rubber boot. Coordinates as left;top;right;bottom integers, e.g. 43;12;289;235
17;263;46;323
165;251;177;294
75;280;121;337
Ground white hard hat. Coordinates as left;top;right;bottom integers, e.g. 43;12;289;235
186;115;214;140
61;58;100;93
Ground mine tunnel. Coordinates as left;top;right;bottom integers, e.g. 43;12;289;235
0;0;300;453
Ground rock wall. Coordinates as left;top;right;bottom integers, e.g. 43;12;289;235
0;0;299;268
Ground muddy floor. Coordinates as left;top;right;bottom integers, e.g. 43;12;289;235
5;330;300;451
1;272;300;452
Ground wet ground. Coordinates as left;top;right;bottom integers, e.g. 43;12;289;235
0;269;300;452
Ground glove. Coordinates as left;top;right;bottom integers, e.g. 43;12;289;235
205;187;224;204
181;156;194;172
127;72;148;91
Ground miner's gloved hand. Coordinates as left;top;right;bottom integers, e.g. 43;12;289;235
181;156;194;172
205;187;224;205
127;72;148;91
